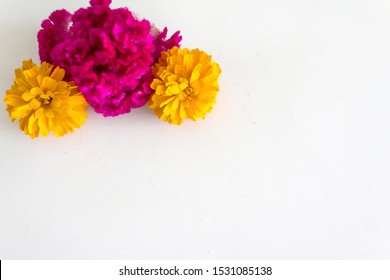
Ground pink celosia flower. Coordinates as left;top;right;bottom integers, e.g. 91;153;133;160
153;27;182;61
38;0;181;117
38;9;72;64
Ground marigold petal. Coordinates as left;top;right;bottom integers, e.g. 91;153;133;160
151;79;164;91
15;77;30;89
37;116;49;137
41;77;57;92
50;66;65;81
159;96;176;108
190;69;201;84
28;114;39;138
174;65;187;79
179;103;188;119
10;104;31;120
183;53;194;74
51;97;62;108
22;59;34;70
21;91;34;102
153;86;164;96
171;97;180;111
23;69;39;88
44;107;55;119
166;84;188;96
29;99;42;110
4;94;26;107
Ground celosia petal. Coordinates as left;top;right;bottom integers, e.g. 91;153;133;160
90;0;111;6
38;10;72;63
153;28;182;61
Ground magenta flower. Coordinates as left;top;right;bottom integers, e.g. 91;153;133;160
153;27;182;61
38;9;72;64
38;0;181;117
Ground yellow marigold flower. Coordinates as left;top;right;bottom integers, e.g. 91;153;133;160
148;47;221;125
4;59;88;139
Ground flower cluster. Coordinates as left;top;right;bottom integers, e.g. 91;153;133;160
4;0;221;139
38;0;179;117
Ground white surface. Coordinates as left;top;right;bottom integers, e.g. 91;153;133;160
0;0;389;259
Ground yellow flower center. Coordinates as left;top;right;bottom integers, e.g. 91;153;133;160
179;84;194;101
38;92;53;106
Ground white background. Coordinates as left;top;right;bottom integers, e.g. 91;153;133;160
0;0;389;259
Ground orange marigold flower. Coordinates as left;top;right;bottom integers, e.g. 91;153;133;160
148;47;221;125
4;59;88;139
